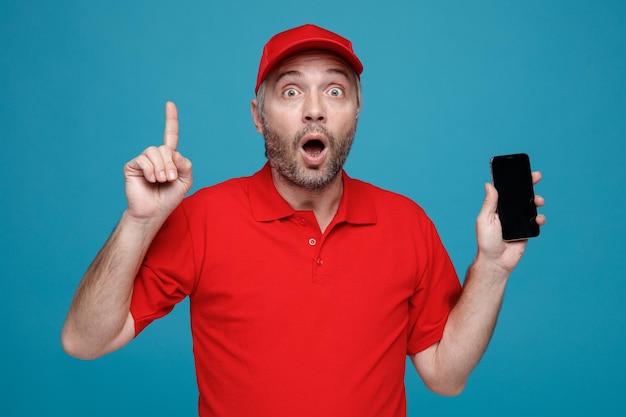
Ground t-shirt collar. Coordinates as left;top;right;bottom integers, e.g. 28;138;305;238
249;162;377;225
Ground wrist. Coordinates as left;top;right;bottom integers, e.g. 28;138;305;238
119;210;166;241
470;254;512;283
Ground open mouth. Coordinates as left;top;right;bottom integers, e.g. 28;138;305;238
302;139;326;157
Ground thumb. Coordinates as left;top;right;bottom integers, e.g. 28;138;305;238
173;151;193;181
479;182;499;219
475;182;503;251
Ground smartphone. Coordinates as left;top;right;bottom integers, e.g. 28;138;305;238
490;153;540;241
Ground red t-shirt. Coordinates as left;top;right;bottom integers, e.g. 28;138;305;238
131;163;461;417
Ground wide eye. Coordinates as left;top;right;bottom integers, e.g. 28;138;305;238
328;87;344;97
283;88;299;98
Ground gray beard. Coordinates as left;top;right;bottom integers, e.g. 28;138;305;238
262;122;357;191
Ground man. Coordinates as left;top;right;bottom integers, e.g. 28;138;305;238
62;24;546;416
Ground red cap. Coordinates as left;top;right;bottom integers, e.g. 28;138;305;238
255;24;363;94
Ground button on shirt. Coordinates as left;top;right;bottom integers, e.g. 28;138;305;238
130;162;461;417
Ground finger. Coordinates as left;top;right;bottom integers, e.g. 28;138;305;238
534;194;545;208
126;154;157;183
531;171;542;185
163;156;178;182
535;213;547;226
164;101;179;150
143;146;173;183
157;145;181;182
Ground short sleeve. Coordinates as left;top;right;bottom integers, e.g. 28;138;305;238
130;203;197;336
406;218;461;355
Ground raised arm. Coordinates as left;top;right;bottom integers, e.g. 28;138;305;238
61;102;192;359
411;173;546;395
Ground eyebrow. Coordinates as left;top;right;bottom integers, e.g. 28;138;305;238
273;68;352;86
274;70;302;85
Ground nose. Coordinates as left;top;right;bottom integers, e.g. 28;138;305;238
303;92;326;123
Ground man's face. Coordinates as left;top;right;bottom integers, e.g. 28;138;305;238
252;51;360;191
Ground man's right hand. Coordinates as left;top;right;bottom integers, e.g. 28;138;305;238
123;101;193;222
62;101;193;359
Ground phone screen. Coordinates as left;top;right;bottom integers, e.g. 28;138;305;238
490;153;540;241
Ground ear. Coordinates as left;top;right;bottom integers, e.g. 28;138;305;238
251;99;264;135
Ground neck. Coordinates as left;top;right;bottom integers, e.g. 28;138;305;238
270;169;343;233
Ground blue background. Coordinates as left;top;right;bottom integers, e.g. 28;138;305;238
2;0;625;415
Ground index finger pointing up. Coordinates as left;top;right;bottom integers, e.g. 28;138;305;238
164;101;179;150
